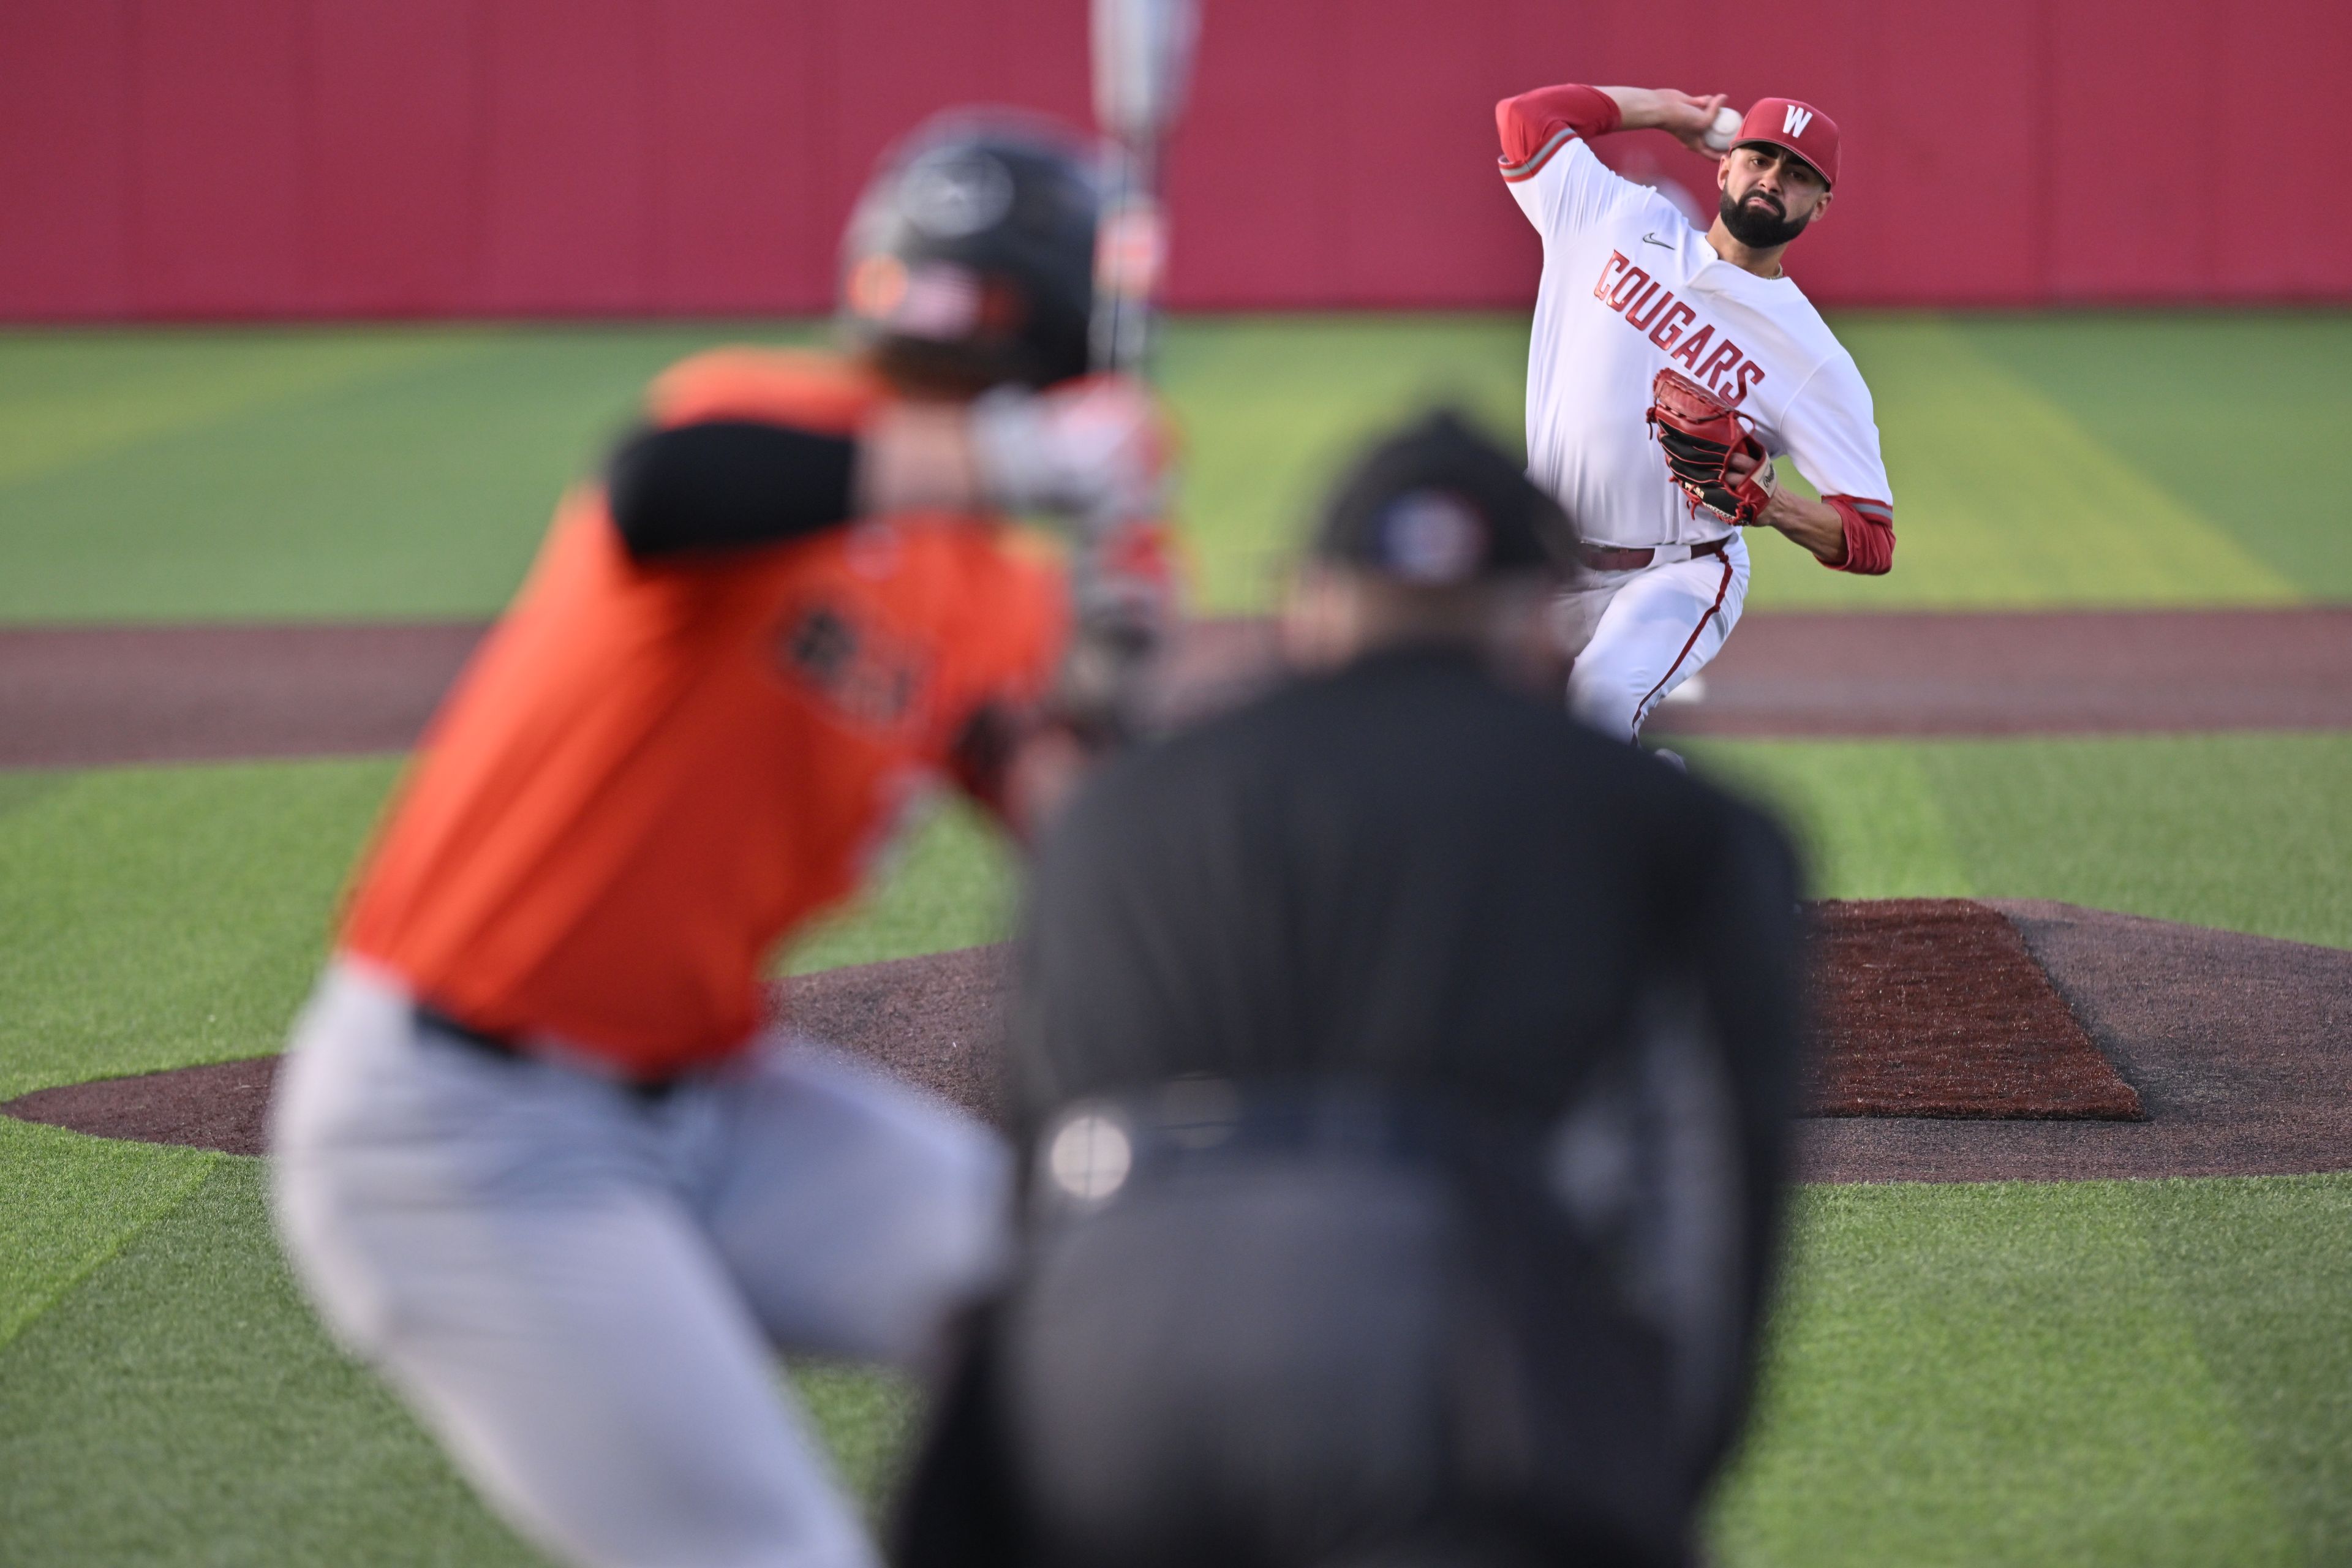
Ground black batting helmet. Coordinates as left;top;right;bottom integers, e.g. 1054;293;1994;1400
840;111;1101;393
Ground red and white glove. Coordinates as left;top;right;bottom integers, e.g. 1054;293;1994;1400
1648;367;1774;525
968;375;1170;523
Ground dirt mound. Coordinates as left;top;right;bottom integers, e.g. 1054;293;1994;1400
1796;901;2352;1182
787;944;1007;1124
13;901;2347;1183
8;608;2350;771
0;952;1011;1159
4;1054;281;1156
0;622;485;769
1808;899;2141;1119
1651;606;2352;737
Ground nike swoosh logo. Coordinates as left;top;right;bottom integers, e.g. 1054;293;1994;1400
1642;232;1675;249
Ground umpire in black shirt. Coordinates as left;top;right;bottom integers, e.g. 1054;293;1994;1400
897;412;1807;1568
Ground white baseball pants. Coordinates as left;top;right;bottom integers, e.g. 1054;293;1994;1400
270;960;1013;1568
1553;533;1750;743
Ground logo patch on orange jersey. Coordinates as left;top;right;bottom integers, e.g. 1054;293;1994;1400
778;603;927;731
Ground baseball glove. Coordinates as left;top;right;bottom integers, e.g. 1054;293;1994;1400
1646;368;1773;524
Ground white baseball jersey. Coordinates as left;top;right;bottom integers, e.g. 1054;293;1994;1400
1502;132;1893;550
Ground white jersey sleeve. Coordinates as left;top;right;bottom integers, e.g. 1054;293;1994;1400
1504;134;1651;243
1773;351;1893;507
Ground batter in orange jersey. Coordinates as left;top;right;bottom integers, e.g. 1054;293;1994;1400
273;113;1174;1568
345;349;1071;1078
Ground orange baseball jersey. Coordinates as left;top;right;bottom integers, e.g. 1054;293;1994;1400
342;349;1069;1078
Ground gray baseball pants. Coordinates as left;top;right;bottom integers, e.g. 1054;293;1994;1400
271;959;1012;1568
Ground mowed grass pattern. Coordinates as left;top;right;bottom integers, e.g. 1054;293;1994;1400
4;1153;2347;1567
0;1118;215;1354
1711;1175;2352;1567
3;727;2350;1562
2;313;2347;621
1692;731;2352;950
5;315;2351;1566
0;758;400;1101
0;760;1016;1103
2;733;2339;1108
0;325;814;623
1746;317;2301;609
1963;312;2352;595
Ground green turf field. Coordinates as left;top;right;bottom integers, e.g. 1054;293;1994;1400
2;312;2347;620
5;314;2350;1566
5;729;2350;1564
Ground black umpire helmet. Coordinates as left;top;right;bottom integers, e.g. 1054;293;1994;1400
840;111;1101;393
1314;410;1577;584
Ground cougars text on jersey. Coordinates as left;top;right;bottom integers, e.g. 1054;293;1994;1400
1591;251;1766;405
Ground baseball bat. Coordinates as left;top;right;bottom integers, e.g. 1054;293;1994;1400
1058;0;1198;739
1089;0;1197;372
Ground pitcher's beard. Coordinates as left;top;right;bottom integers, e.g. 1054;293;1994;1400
1719;190;1809;249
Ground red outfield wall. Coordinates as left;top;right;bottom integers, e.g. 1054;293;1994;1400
2;0;2346;319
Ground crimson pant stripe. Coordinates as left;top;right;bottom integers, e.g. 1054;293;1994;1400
1635;554;1735;726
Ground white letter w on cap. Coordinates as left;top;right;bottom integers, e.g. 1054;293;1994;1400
1782;105;1815;136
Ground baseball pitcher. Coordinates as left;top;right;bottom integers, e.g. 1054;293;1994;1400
1498;83;1896;746
270;114;1172;1568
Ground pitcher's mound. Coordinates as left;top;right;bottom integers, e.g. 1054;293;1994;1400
12;901;2351;1183
1809;899;2141;1120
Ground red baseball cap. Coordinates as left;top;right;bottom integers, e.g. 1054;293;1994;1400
1734;98;1839;187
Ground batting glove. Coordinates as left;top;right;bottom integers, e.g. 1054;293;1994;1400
968;375;1170;523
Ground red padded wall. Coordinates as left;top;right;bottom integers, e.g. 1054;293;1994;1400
0;0;2343;318
309;1;483;314
0;2;137;315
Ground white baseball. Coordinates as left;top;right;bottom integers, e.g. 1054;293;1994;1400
1702;105;1741;154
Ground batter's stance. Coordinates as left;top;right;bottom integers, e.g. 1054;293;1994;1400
1498;83;1896;743
270;115;1169;1568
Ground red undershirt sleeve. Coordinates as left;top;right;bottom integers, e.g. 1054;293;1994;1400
1496;84;1623;173
1822;497;1895;575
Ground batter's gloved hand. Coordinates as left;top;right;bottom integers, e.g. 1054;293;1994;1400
1647;367;1774;525
968;375;1170;523
1055;516;1183;749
